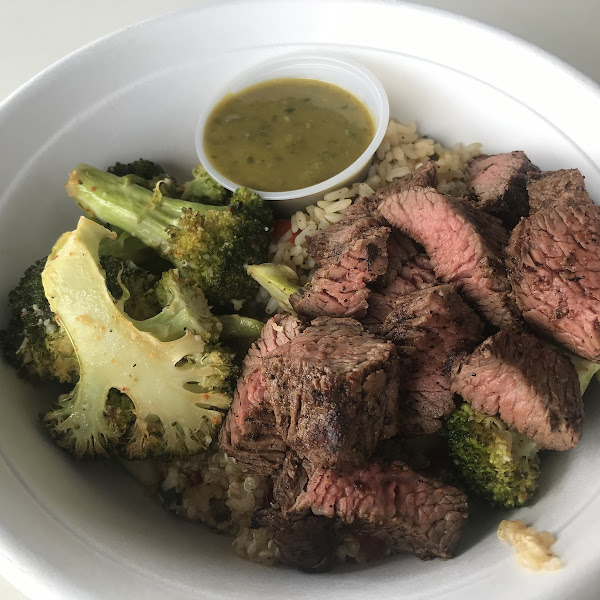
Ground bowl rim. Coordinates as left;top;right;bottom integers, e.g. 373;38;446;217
1;1;600;599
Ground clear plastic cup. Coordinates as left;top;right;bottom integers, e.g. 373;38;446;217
195;52;389;215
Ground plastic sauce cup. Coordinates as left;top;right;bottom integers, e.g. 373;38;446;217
196;53;389;215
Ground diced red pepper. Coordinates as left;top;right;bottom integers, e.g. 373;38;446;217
271;218;292;242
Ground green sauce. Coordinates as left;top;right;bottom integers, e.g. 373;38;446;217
204;78;375;192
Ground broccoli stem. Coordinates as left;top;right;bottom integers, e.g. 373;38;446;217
218;315;264;340
246;263;301;312
67;164;228;255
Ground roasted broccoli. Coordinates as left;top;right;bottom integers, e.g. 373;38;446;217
180;164;231;205
107;158;178;194
445;403;541;509
66;164;272;309
41;217;236;460
0;259;77;383
246;263;301;313
0;253;159;383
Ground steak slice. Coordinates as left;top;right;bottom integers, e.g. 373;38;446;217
290;217;389;319
527;168;591;214
263;317;400;468
219;315;304;475
382;284;485;434
252;508;337;573
341;161;439;226
363;252;438;335
450;329;583;451
379;228;421;288
507;202;600;362
378;186;521;329
287;460;469;560
466;151;539;227
373;160;439;202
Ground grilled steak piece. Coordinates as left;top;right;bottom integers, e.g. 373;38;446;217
274;452;310;515
382;284;485;434
507;202;600;362
342;161;439;226
253;508;337;573
363;251;437;335
219;315;304;475
373;160;439;202
466;151;539;227
286;460;469;560
290;217;390;319
291;162;440;320
379;229;420;287
379;186;521;329
450;329;583;450
527;168;591;214
263;317;400;468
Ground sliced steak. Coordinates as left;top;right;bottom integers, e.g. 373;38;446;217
507;202;600;361
219;315;304;475
382;284;485;434
373;160;439;202
274;452;310;516
450;329;583;450
363;248;437;335
342;160;439;226
263;317;399;468
379;228;421;288
287;460;469;560
252;508;337;573
290;218;389;319
466;151;539;227
527;168;591;214
379;186;521;329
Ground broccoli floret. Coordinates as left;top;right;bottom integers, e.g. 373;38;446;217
107;158;174;188
100;255;161;321
66;164;272;309
180;165;231;205
568;354;600;395
100;224;163;270
445;403;541;509
246;263;301;313
0;259;78;383
41;217;235;460
0;252;161;384
131;269;222;342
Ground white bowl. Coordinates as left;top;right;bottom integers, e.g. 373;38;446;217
1;1;600;600
195;52;389;215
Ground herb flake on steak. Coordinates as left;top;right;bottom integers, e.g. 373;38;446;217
263;317;400;468
466;151;539;227
382;284;485;434
507;201;600;362
378;186;521;329
450;329;583;451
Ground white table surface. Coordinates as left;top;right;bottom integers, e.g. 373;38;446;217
1;0;598;598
